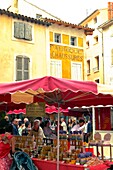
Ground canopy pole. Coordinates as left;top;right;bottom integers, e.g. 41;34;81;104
92;106;95;139
57;103;60;170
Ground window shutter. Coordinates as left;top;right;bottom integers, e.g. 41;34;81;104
14;22;20;38
23;57;29;80
24;23;32;41
50;60;62;78
71;62;82;80
19;23;25;39
16;56;22;81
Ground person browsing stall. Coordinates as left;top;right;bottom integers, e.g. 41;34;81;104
0;124;15;170
29;119;45;139
71;119;85;132
60;117;67;132
12;118;19;136
43;120;56;139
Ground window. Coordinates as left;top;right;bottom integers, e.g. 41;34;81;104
94;36;98;44
111;49;113;65
36;14;42;19
95;79;99;83
16;56;30;81
85;24;88;27
54;33;61;43
87;60;90;74
70;36;77;46
93;56;99;72
14;22;32;41
86;41;89;48
95;107;112;130
94;17;97;24
50;59;62;78
71;62;82;80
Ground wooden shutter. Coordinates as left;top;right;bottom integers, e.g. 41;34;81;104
16;56;30;81
14;22;24;39
71;62;82;80
16;56;22;81
50;60;62;78
24;57;29;80
19;22;24;39
24;23;32;41
14;22;20;38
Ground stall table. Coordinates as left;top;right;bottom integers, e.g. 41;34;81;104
32;158;110;170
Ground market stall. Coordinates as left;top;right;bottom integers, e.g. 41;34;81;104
0;76;113;170
32;158;110;170
14;134;112;170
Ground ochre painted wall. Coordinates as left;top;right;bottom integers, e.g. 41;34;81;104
50;44;84;79
49;25;85;80
0;15;47;82
62;34;69;45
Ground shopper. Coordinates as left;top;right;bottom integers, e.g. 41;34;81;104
29;119;45;139
34;117;45;129
71;117;76;128
60;117;67;132
22;121;31;136
71;119;85;132
0;124;15;170
12;118;19;136
43;120;56;139
67;118;73;134
18;121;24;136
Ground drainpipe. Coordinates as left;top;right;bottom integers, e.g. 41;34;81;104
97;28;105;84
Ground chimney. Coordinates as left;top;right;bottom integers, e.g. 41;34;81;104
108;2;113;20
8;0;18;13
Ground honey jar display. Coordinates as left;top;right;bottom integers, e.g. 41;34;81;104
14;133;95;166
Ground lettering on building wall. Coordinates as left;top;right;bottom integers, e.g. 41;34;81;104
50;44;84;61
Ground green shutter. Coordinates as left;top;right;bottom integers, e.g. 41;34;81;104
16;56;29;80
14;22;20;38
16;56;23;81
19;23;24;39
14;22;24;39
24;57;29;80
24;23;32;41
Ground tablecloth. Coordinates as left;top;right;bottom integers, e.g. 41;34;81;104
32;158;110;170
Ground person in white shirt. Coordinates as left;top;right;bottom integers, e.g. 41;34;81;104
71;119;85;132
60;118;67;132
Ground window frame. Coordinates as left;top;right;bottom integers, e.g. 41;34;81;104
95;79;100;83
94;35;98;44
12;20;34;43
94;17;97;24
71;61;82;80
54;33;61;43
70;36;77;46
15;55;30;81
50;59;62;78
86;41;90;48
87;60;90;75
93;55;99;72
